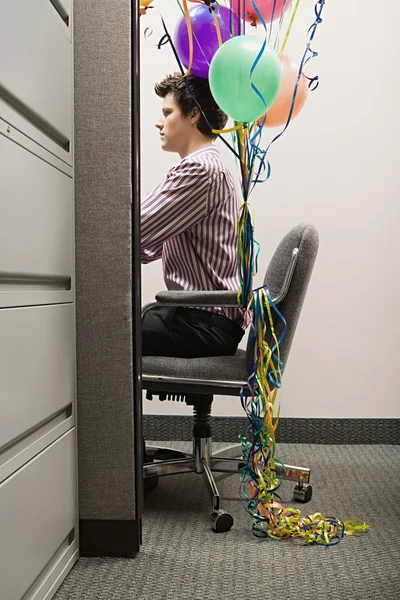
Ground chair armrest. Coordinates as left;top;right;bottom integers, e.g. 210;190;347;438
155;290;240;307
151;248;299;311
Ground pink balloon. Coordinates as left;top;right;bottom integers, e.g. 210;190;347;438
257;54;308;128
230;0;292;25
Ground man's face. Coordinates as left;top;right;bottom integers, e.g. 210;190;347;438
155;93;194;155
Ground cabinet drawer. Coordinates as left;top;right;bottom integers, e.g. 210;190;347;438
0;134;73;306
0;304;75;452
0;0;72;151
0;430;76;600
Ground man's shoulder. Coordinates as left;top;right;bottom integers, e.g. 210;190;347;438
186;147;238;207
185;145;223;169
185;145;235;183
167;148;222;183
168;146;237;200
167;157;209;182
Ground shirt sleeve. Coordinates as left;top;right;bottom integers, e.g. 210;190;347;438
141;243;163;264
141;160;210;262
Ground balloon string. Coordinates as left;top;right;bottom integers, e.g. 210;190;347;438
174;0;185;16
274;0;291;50
279;0;302;55
268;0;278;44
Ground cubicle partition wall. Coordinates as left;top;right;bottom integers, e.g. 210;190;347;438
74;0;142;558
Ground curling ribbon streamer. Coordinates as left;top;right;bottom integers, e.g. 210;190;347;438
182;0;194;75
239;288;369;544
279;0;302;55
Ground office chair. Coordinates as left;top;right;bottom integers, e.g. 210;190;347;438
142;223;319;532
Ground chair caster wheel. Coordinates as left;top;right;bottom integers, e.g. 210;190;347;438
211;510;234;533
293;483;312;503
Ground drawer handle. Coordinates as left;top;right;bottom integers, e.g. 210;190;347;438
0;273;71;291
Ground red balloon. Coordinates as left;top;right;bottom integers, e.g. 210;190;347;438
230;0;292;26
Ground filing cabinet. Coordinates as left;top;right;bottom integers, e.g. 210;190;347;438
0;1;78;599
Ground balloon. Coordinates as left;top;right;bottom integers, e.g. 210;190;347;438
258;55;308;128
139;0;154;15
174;5;239;79
209;35;282;123
230;0;292;26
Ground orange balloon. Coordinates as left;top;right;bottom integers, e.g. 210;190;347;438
258;54;308;128
140;0;154;14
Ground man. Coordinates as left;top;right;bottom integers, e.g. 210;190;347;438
141;73;244;358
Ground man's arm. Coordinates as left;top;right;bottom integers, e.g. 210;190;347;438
141;160;211;254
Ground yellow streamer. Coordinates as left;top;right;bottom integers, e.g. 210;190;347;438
279;0;302;56
212;124;241;134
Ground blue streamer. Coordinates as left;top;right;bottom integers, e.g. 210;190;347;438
250;0;327;188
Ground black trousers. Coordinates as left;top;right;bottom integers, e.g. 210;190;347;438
142;306;244;358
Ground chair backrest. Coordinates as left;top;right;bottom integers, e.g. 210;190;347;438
246;223;319;376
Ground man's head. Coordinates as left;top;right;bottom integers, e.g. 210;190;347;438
154;73;228;157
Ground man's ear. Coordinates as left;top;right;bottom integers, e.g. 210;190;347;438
190;106;201;125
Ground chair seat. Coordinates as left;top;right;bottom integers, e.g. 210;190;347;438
142;349;249;384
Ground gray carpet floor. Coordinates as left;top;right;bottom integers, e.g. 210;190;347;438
55;443;400;600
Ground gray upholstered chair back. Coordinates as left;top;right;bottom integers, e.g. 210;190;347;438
246;223;319;375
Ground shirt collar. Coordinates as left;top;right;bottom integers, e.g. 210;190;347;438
185;144;219;161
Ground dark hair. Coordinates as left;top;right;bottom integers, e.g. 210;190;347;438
154;73;228;140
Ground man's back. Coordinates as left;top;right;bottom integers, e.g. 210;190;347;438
142;144;241;323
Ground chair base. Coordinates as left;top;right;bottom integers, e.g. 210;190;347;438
144;439;311;532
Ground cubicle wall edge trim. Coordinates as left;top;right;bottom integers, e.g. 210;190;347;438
131;0;144;534
70;0;80;566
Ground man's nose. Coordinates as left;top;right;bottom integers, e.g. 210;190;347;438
155;122;163;130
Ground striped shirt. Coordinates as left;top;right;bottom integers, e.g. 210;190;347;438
141;144;242;324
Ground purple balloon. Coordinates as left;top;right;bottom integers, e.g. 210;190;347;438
174;5;239;79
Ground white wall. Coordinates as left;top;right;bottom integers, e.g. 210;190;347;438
140;0;400;419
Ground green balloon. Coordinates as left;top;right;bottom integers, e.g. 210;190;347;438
209;35;282;123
